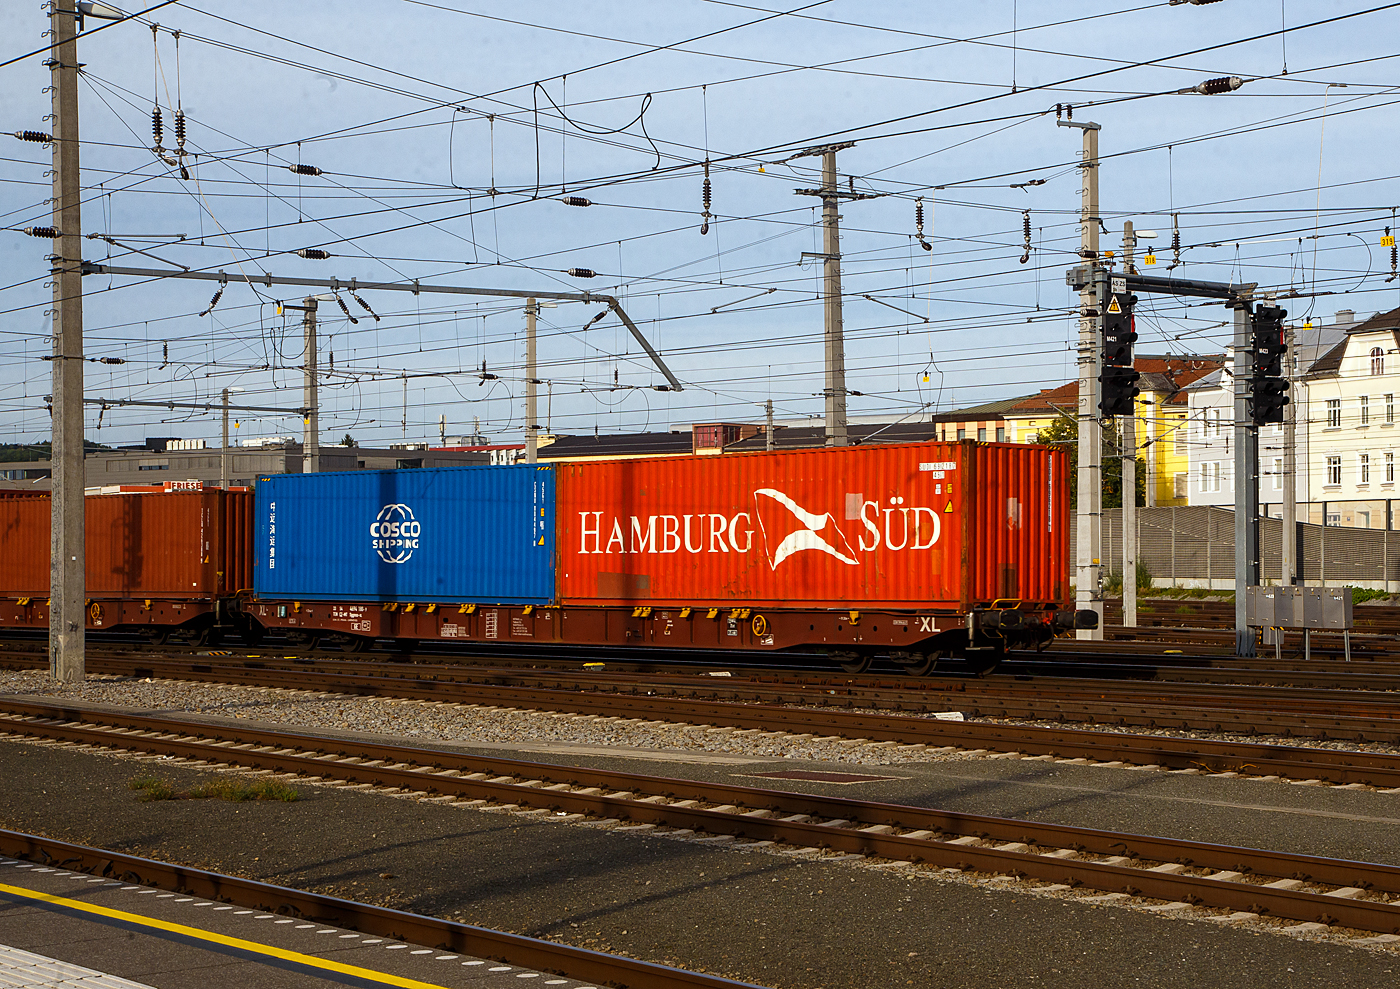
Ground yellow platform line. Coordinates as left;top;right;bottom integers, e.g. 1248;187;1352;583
0;881;457;989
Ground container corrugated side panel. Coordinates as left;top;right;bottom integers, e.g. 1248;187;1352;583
0;492;227;600
214;489;252;595
556;442;967;609
968;444;1068;607
229;489;254;594
0;495;49;596
85;491;222;599
254;466;555;604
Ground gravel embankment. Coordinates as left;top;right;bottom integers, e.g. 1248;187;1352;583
5;669;1397;766
0;671;963;766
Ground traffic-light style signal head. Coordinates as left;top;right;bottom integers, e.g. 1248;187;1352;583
1251;378;1290;425
1099;292;1138;418
1102;293;1138;364
1249;304;1289;425
1099;364;1141;418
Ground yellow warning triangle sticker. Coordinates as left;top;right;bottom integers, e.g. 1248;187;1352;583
944;501;953;513
1107;297;1122;314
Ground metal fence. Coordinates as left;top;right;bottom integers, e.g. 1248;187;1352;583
1072;507;1400;590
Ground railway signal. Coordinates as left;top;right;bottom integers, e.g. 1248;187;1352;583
1099;292;1139;417
1250;304;1289;425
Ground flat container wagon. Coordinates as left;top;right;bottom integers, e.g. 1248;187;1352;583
0;488;252;640
248;442;1090;673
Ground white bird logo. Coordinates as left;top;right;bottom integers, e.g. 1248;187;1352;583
753;488;858;569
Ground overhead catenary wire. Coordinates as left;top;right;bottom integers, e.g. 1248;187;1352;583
4;4;1397;447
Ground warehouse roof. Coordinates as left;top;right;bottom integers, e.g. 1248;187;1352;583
537;431;695;460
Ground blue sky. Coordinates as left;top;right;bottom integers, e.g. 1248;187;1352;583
3;1;1398;448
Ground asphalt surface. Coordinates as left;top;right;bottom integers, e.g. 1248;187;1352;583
2;727;1399;989
49;693;1398;866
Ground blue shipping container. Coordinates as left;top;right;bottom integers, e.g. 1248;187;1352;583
254;466;556;604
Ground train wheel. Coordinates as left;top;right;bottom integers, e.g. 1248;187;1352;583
897;652;938;677
965;648;1003;678
344;635;371;653
142;627;169;647
834;651;872;675
191;625;224;648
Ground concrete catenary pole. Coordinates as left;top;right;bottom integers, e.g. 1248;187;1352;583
302;297;319;474
1060;117;1103;639
221;388;230;488
49;1;86;682
820;149;848;447
525;298;538;464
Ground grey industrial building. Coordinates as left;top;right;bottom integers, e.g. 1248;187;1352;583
0;439;488;491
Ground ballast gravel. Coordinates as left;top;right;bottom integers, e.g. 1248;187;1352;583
0;670;953;766
5;669;1400;772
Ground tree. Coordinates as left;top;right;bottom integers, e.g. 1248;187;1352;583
0;440;112;462
340;434;359;448
1032;414;1146;510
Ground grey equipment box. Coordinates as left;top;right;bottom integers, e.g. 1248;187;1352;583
1245;585;1353;630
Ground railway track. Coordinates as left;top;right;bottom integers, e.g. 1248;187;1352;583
7;646;1400;758
0;828;759;989
11;637;1400;705
5;650;1400;786
3;699;1399;939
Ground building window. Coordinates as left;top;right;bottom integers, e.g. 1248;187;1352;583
1372;347;1385;375
1327;456;1342;485
1360;453;1371;484
1361;396;1370;425
1211;462;1222;492
1326;399;1341;428
1272;457;1283;490
956;428;966;440
1173;417;1186;455
996;426;1005;442
977;427;987;442
1388;452;1395;483
1388;394;1395;423
1173;473;1187;499
1199;462;1209;494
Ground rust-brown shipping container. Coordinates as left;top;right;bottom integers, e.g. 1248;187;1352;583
0;489;253;599
555;440;1069;611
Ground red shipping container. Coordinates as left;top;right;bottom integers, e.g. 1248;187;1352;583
555;441;1068;611
0;490;253;599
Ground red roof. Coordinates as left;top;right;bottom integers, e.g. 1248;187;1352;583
1009;356;1222;415
1009;382;1077;416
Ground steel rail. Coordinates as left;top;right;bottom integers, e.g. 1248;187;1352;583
0;828;762;989
13;653;1400;785
2;701;1399;935
8;648;1400;742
